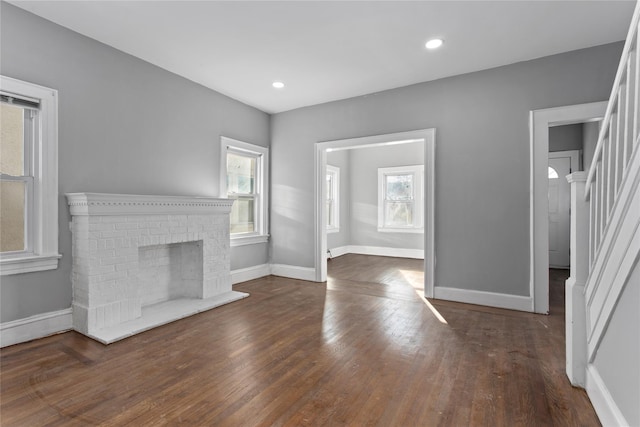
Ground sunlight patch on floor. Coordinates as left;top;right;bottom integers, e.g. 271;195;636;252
399;269;448;324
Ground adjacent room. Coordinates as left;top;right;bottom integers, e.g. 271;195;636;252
1;1;639;425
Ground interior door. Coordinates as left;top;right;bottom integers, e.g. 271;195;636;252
548;154;574;268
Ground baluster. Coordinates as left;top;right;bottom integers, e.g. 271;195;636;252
596;161;603;251
625;49;637;169
616;84;625;194
610;119;618;219
589;184;596;267
635;29;640;143
603;133;612;223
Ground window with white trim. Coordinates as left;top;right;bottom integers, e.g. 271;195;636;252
377;165;424;233
326;165;340;233
220;137;269;246
0;76;60;275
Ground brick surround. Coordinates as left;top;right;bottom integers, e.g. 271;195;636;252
66;193;248;344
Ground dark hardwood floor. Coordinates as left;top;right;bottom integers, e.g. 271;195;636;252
0;256;598;426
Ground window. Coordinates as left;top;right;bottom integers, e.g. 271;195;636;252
326;165;340;233
0;76;60;275
378;165;424;233
220;137;269;246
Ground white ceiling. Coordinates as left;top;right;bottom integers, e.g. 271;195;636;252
9;1;636;114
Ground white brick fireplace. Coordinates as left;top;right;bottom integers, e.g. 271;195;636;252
66;193;248;344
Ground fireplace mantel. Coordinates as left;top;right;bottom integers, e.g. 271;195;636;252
66;192;234;216
66;193;247;344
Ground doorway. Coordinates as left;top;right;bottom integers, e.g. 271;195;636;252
548;150;580;268
530;101;606;314
314;129;435;297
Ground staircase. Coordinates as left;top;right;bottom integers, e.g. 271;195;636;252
566;2;640;425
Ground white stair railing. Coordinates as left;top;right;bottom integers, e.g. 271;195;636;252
566;1;640;393
584;3;640;265
582;3;640;360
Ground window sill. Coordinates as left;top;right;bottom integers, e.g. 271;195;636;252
327;228;340;234
230;234;270;247
377;228;424;234
0;254;62;276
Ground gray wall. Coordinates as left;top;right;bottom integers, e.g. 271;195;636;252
593;262;640;426
230;244;269;271
0;4;270;322
349;142;424;249
271;42;622;296
549;124;583;154
327;149;351;249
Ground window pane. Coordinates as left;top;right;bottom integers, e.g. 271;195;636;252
1;103;24;176
326;174;334;200
0;180;25;252
326;200;333;226
230;196;255;234
385;174;412;200
385;201;413;227
227;152;255;194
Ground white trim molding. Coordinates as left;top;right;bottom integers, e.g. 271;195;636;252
230;234;270;247
0;75;60;276
529;101;607;313
586;364;629;427
220;136;270;245
66;193;233;216
1;308;72;348
315;128;436;298
433;286;533;312
0;254;61;275
327;246;350;259
270;264;317;282
231;264;271;284
328;245;424;260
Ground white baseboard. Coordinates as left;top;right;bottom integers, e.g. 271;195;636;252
586;364;629;427
232;263;317;283
433;286;533;312
231;264;271;284
1;308;72;348
328;245;424;260
270;264;317;282
327;245;350;258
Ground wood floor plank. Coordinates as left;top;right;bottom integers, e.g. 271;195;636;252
0;257;599;426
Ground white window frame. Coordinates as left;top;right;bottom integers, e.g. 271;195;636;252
326;165;340;233
0;76;60;275
220;136;269;247
377;164;424;233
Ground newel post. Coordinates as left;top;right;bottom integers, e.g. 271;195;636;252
565;172;589;387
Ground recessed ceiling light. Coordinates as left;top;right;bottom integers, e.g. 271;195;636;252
272;81;285;89
425;38;444;49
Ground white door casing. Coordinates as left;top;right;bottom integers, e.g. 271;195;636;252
530;101;607;314
314;129;435;297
